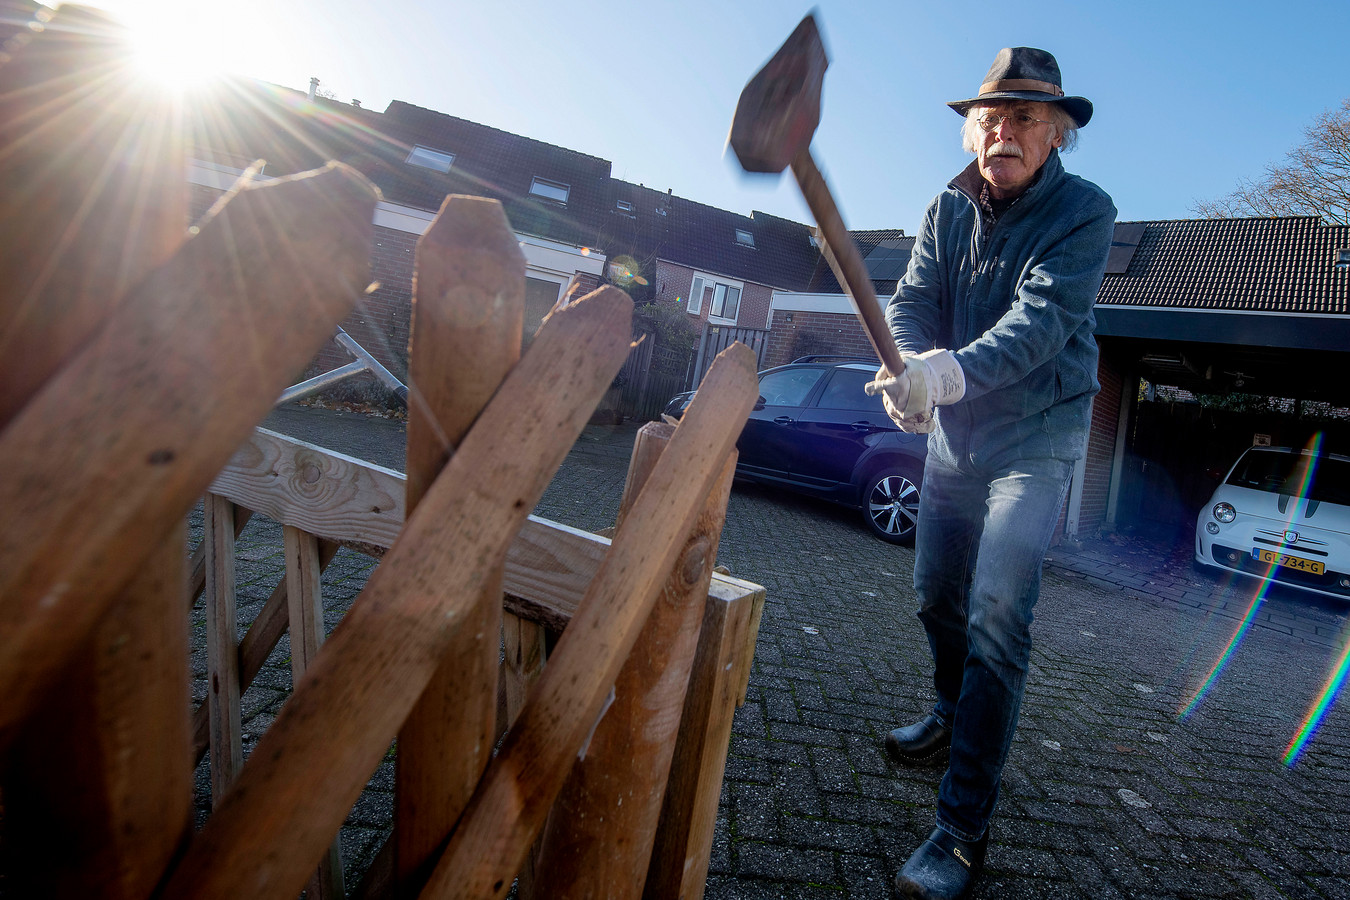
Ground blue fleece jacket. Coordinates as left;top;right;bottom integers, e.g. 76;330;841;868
885;150;1116;470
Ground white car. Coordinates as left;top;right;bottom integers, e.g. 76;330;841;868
1195;445;1350;601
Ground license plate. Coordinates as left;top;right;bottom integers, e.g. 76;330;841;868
1253;548;1325;575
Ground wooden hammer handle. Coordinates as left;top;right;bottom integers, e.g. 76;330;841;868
790;149;906;377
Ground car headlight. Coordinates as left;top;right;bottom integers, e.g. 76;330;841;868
1212;502;1236;524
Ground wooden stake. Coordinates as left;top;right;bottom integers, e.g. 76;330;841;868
0;15;192;896
529;423;736;900
642;580;762;900
0;522;192;899
205;493;243;804
157;286;634;900
395;195;525;895
285;524;346;898
0;162;378;749
418;343;759;900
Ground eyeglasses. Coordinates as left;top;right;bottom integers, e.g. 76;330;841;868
975;112;1053;133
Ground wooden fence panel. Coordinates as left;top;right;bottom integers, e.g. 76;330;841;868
691;325;769;391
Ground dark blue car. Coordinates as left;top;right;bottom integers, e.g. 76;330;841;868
664;358;927;543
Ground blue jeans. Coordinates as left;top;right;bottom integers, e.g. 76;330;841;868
912;451;1074;841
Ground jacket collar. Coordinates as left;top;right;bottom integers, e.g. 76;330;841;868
950;148;1064;211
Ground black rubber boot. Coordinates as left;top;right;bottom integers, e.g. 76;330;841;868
893;827;988;900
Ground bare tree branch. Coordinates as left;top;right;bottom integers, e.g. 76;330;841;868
1192;98;1350;226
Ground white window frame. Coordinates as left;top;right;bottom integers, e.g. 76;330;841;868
405;145;455;173
529;176;570;204
616;199;633;212
687;273;744;324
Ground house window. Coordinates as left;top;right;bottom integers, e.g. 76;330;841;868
710;283;741;320
523;275;565;347
1337;249;1350;269
686;274;742;323
616;199;633;212
405;145;454;173
529;177;570;204
735;228;755;248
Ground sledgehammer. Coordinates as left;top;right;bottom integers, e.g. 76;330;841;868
729;13;906;379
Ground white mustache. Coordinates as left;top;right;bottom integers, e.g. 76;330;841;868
987;142;1024;159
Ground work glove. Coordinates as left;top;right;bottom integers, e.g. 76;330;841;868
865;349;965;432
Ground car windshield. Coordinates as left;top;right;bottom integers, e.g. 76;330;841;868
1225;449;1350;506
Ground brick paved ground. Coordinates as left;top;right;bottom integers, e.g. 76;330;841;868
188;407;1350;898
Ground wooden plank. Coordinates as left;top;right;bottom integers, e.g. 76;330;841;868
285;526;327;681
285;525;345;899
188;507;253;604
643;585;760;900
208;428;405;549
501;611;548;732
157;286;634;900
499;609;549;900
0;162;378;748
735;587;767;707
0;5;186;428
190;539;340;767
417;343;759;900
208;429;761;634
396;195;525;894
530;422;738;900
205;493;243;805
0;15;191;895
0;522;192;899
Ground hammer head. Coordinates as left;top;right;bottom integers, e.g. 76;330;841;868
728;14;829;175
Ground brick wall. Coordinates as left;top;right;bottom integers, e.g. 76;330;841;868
763;310;876;368
303;224;415;387
652;260;773;331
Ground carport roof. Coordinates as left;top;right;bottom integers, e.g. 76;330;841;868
1098;216;1350;315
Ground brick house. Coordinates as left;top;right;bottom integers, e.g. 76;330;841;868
184;80;611;381
183;77;1350;545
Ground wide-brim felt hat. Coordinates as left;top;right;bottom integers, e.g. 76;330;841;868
947;47;1092;128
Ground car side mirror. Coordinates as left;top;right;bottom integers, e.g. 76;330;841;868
753;395;767;411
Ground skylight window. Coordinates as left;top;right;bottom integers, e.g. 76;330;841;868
616;199;633;212
735;229;755;248
529;177;570;204
1337;249;1350;269
405;145;455;173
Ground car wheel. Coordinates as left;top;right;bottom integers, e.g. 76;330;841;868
863;468;921;544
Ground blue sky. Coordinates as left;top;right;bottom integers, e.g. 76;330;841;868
99;0;1347;232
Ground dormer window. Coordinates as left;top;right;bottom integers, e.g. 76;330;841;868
405;145;455;173
735;228;755;248
529;177;570;204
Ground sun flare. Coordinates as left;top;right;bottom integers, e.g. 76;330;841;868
103;1;232;89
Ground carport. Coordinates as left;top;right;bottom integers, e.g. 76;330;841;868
1089;216;1350;535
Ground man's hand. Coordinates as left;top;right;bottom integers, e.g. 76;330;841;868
865;349;965;429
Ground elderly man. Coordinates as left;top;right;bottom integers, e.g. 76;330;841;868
867;48;1115;900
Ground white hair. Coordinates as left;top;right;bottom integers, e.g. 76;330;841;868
961;101;1079;154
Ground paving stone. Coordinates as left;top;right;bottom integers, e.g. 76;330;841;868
733;842;838;886
180;410;1350;900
